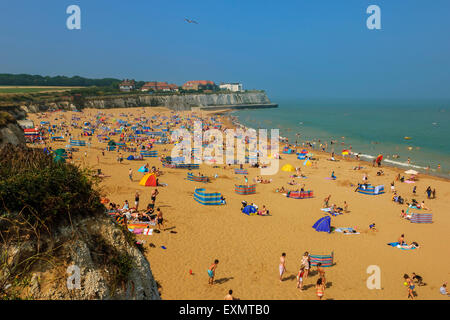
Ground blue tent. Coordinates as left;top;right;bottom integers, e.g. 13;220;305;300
127;155;135;160
242;205;257;215
312;216;331;233
138;166;149;173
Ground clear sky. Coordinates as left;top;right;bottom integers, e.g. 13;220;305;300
1;0;449;100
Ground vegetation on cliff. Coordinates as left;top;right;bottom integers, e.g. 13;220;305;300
0;145;153;299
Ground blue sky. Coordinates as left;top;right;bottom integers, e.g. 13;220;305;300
1;0;449;100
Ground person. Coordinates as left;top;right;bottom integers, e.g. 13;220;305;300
316;277;325;300
391;182;395;193
343;201;349;213
279;253;286;282
440;282;449;295
244;175;248;185
297;266;305;290
224;289;235;300
323;195;331;208
134;192;140;211
425;186;432;199
129;168;133;181
258;205;269;216
317;263;326;283
151;188;159;205
156;208;164;230
398;234;405;245
432;188;436;199
208;259;219;285
301;252;310;279
369;223;377;231
412;186;416;195
122;200;129;211
420;201;429;210
331;171;336;179
411;273;424;286
404;274;415;299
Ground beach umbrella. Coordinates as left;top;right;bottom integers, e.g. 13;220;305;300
405;169;418;175
376;154;383;163
312;216;331;233
303;160;312;166
341;149;350;155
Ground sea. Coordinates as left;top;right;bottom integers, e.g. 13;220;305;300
232;99;450;179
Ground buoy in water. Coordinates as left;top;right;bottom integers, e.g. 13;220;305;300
404;137;412;140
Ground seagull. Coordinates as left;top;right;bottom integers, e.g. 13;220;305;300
184;18;198;24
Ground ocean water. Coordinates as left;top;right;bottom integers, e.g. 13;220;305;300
232;99;450;178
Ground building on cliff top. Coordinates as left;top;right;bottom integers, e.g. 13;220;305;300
141;81;178;92
219;82;243;92
119;79;136;92
182;80;216;91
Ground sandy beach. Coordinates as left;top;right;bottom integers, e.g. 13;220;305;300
27;106;450;300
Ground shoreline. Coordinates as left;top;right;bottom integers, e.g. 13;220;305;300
225;111;450;182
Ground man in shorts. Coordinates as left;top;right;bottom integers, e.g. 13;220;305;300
208;259;219;285
151;188;159;205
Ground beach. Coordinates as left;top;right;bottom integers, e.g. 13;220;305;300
26;106;450;300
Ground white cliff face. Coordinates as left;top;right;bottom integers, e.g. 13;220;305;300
85;92;273;110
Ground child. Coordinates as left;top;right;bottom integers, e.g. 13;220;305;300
297;266;305;290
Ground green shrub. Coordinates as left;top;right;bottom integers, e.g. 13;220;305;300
0;145;104;232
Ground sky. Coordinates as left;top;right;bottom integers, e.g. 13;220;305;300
1;0;450;100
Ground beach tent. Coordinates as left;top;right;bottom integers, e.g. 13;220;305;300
139;173;157;187
312;216;331;233
303;160;312;166
242;205;257;215
281;164;295;172
341;149;350;156
138;166;149;173
127;155;135;160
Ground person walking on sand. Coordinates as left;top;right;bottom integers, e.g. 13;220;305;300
404;274;415;299
156;208;164;230
426;186;432;199
297;266;305;291
343;201;349;213
134;192;140;211
129;168;133;181
316;278;325;300
208;259;219;285
279;253;286;282
323;195;331;208
317;263;326;284
151;188;159;205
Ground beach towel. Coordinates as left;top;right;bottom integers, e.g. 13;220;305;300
143;228;153;235
387;242;417;250
334;227;360;234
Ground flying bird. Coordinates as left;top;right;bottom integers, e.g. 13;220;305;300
184;18;198;24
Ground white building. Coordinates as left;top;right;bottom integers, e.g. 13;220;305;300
219;83;243;92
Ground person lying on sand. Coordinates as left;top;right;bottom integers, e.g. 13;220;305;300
257;205;269;216
369;223;377;231
276;186;286;193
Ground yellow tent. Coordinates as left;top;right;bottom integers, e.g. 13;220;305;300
281;164;295;172
303;160;312;166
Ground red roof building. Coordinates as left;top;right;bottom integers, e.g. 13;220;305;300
141;81;178;92
182;80;216;91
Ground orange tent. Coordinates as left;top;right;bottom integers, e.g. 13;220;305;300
139;173;157;187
